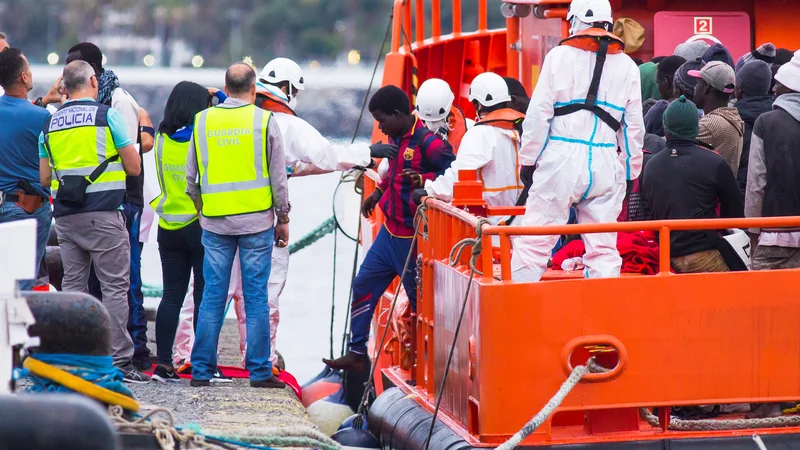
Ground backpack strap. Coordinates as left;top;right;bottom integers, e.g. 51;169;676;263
553;37;622;133
88;155;121;183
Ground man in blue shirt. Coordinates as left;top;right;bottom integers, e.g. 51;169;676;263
0;48;52;290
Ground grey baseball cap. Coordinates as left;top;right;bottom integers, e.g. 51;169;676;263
688;60;736;94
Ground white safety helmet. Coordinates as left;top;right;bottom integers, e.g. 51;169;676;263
415;78;455;122
260;57;305;92
468;72;511;108
567;0;613;25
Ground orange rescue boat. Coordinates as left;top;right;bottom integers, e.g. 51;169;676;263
361;0;800;448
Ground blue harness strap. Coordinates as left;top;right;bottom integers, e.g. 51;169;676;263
552;37;622;133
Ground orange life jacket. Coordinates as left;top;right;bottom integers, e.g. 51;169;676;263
559;28;625;54
473;108;525;196
476;108;526;131
255;91;297;116
447;106;468;153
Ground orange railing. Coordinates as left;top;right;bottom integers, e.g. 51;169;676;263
485;217;800;280
410;192;800;440
391;0;491;53
375;0;512;126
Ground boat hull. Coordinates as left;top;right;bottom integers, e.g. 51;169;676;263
369;387;800;450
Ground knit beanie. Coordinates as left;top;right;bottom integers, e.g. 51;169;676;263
673;58;704;99
776;48;794;66
736;60;773;96
703;43;735;69
735;43;777;72
775;50;800;93
674;40;710;62
657;55;687;81
663;95;700;140
639;62;661;102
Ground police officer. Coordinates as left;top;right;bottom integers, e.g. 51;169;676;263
38;60;147;383
186;63;290;389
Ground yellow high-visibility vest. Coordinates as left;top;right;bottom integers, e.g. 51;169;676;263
150;133;199;230
193;104;273;217
43;100;126;217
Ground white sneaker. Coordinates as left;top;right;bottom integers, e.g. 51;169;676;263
210;370;232;383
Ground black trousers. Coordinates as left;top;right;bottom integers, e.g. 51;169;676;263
155;220;205;366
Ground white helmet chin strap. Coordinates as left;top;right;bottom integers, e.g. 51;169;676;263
284;84;299;109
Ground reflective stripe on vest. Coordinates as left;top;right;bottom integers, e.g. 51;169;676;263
150;134;199;230
194;105;273;217
44;101;126;217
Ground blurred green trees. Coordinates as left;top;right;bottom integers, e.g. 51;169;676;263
0;0;504;66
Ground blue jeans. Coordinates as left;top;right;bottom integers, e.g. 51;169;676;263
349;227;417;354
192;228;274;381
0;202;52;291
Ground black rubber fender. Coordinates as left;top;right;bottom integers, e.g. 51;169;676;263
391;402;435;449
367;386;405;435
23;291;112;356
376;392;423;446
0;393;119;449
330;428;381;448
368;387;476;450
405;417;472;450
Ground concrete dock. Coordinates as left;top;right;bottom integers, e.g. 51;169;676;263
129;319;319;444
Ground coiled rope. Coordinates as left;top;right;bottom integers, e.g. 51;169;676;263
109;405;344;450
218;426;341;450
638;407;800;431
109;406;223;450
17;355;139;412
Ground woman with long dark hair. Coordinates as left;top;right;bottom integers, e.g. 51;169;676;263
150;81;218;382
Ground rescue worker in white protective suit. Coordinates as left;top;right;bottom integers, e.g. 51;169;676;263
173;58;399;368
511;0;644;281
377;78;471;179
417;72;526;225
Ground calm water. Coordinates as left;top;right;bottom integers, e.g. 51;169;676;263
140;143;365;383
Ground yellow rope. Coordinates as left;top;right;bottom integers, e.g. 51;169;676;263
24;357;140;412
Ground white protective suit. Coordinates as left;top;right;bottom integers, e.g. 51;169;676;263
511;42;644;282
173;89;373;365
172;256;244;367
424;124;523;225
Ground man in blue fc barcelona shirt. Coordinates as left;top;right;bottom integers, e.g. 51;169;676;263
324;85;455;372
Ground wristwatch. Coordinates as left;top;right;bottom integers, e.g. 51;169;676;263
33;97;45;107
277;215;290;225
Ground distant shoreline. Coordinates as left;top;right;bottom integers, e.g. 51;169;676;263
30;64;381;139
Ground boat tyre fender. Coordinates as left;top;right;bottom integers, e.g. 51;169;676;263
0;394;117;450
23;291;112;356
330;428;381;449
